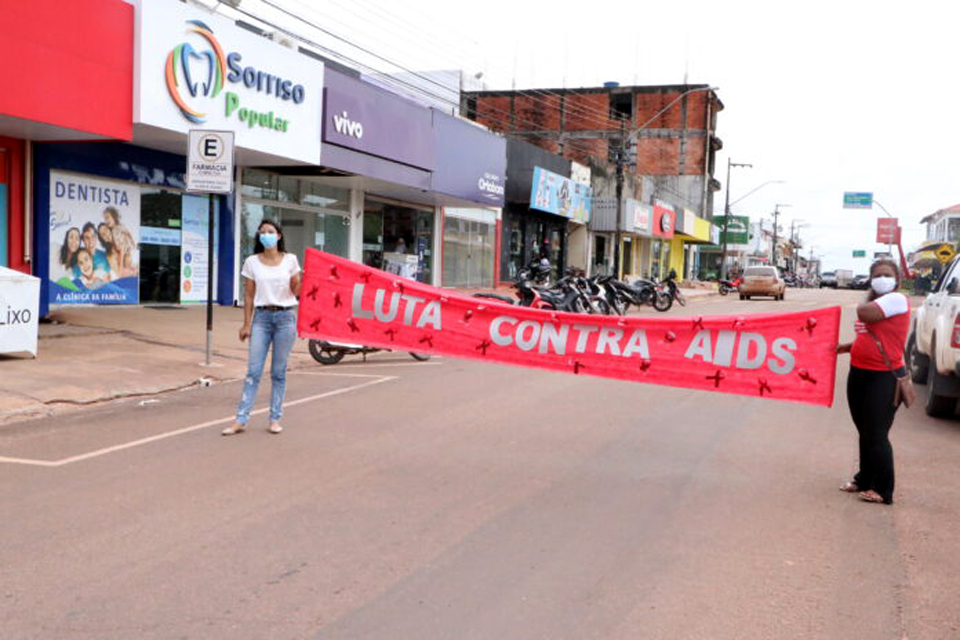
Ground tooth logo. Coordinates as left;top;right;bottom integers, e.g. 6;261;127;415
165;20;227;124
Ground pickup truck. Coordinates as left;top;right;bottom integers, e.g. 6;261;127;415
907;255;960;417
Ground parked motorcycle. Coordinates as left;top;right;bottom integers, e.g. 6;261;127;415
662;270;686;307
308;340;431;365
718;277;741;296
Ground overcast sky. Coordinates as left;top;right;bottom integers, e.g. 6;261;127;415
235;0;958;272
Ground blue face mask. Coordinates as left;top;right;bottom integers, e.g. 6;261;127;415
259;232;279;249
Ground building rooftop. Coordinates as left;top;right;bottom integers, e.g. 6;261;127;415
920;204;960;224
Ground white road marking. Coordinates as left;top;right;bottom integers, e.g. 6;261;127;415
0;374;396;468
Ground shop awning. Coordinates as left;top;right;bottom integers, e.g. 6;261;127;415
676;211;713;244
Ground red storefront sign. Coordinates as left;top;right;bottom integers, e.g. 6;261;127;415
298;250;841;406
653;204;676;239
877;217;899;244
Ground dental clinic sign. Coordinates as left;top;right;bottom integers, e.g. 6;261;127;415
134;0;323;164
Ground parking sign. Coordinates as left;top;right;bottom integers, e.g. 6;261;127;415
187;130;235;193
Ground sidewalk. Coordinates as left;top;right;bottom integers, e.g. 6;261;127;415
0;305;320;425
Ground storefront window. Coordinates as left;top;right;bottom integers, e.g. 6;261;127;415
363;198;434;283
240;170;350;271
443;214;496;288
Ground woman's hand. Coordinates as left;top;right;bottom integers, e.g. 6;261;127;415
836;343;852;355
239;324;252;342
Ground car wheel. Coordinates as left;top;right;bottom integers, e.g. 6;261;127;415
925;339;957;417
739;294;745;301
907;332;929;383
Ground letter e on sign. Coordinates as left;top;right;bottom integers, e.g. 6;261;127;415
187;129;235;193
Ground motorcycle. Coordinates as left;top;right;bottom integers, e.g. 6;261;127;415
662;270;686;307
308;340;431;365
718;277;741;296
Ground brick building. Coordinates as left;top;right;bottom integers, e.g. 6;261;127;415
462;83;723;280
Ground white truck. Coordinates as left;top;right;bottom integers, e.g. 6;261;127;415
835;269;854;289
908;255;960;417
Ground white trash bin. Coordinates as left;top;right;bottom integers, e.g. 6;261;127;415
0;267;41;357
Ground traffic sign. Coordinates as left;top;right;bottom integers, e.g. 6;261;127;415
843;192;873;209
852;250;867;258
187;130;235;193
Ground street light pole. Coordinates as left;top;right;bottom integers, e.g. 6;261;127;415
720;159;752;279
771;203;790;269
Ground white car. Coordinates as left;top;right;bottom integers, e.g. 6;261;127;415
908;256;960;417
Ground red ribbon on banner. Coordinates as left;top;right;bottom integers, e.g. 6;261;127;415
297;250;841;406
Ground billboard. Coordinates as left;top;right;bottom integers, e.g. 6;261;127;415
530;166;591;223
877;217;899;243
48;171;140;305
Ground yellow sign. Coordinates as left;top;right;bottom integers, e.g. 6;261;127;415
936;244;955;263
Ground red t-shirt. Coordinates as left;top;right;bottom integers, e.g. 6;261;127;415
850;293;910;371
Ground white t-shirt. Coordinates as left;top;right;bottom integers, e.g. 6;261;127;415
241;253;301;308
875;292;909;318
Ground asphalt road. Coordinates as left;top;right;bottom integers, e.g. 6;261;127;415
2;288;959;639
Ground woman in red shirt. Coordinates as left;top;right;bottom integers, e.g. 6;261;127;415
837;260;909;504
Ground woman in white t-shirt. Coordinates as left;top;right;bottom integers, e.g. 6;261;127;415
223;220;301;436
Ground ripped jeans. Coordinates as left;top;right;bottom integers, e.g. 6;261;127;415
235;308;298;425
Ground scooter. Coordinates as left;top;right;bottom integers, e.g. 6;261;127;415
308;340;431;365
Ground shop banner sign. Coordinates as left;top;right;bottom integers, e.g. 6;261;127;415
652;203;676;239
48;171;140;305
530;167;592;223
180;194;218;303
298;250;841;406
135;0;323;164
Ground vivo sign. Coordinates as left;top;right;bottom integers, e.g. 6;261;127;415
322;70;434;170
333;111;364;139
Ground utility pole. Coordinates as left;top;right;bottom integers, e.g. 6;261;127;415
613;119;625;278
720;159;752;279
771;203;790;269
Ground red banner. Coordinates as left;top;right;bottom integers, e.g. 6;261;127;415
297;250;841;406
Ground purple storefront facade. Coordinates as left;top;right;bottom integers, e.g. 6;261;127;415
234;69;505;292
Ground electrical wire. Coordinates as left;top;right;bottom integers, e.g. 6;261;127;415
221;1;712;210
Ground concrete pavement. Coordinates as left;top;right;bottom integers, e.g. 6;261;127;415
1;288;959;639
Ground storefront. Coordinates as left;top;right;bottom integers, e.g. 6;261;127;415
675;208;714;280
648;201;677;280
501;139;573;283
433;111;505;289
131;0;324;307
33;142;234;314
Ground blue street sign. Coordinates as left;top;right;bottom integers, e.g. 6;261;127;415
843;192;873;209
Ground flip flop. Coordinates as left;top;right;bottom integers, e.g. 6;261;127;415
839;482;860;493
859;490;886;504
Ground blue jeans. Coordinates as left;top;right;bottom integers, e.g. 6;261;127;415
235;308;298;425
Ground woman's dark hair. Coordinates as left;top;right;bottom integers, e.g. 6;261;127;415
103;207;121;225
59;227;81;267
253;219;286;254
867;259;901;301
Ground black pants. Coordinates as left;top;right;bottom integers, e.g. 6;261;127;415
846;366;898;503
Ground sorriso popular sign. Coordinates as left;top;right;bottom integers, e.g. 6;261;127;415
297;249;841;406
135;0;323;164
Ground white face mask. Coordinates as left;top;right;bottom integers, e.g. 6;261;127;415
871;276;896;295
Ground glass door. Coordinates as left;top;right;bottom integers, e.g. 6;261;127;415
139;189;182;303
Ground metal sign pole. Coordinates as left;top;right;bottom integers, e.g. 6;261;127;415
205;194;215;366
186;129;234;368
